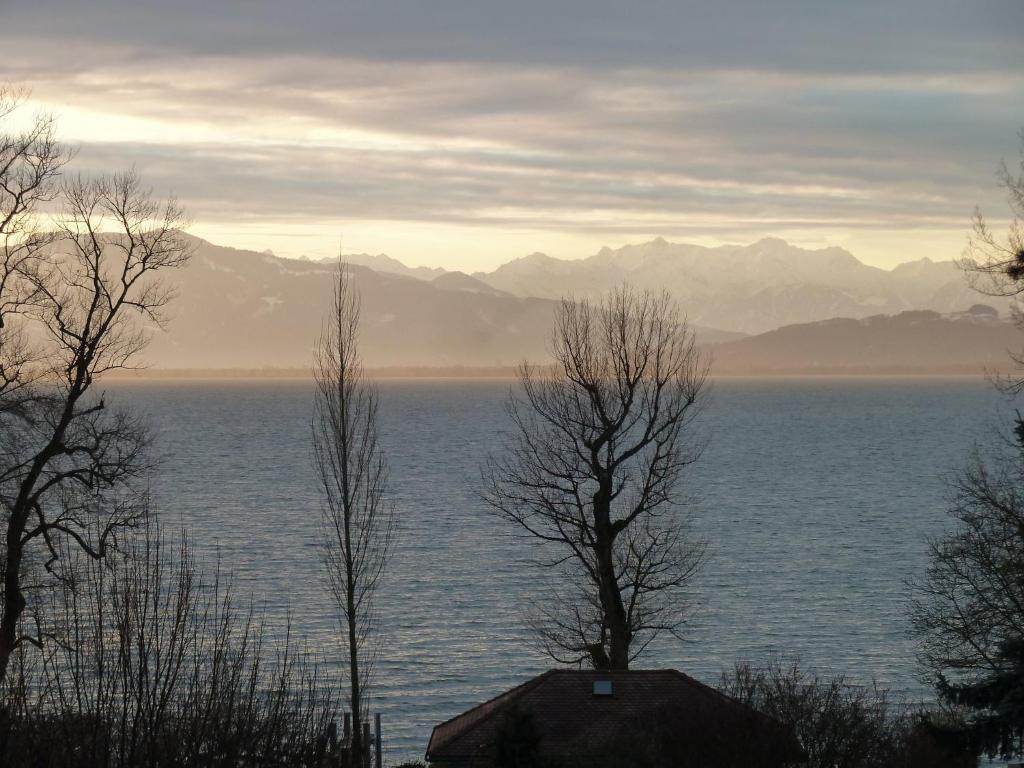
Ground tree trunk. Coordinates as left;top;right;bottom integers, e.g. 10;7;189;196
0;395;77;689
593;485;631;670
0;440;59;688
347;573;362;765
0;526;25;687
596;544;631;670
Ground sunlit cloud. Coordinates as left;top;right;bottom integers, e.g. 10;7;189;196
1;1;1021;271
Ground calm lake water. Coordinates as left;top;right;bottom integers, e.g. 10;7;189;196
108;377;1007;763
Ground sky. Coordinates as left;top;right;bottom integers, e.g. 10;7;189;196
1;0;1022;272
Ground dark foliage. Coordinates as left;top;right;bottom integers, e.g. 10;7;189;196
936;634;1024;756
911;411;1024;759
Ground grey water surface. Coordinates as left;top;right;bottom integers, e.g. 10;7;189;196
108;377;1006;763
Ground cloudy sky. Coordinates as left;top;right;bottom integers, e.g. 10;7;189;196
2;0;1022;271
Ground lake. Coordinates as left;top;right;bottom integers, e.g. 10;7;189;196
108;376;1007;763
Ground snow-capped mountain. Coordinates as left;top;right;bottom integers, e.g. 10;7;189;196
470;237;998;334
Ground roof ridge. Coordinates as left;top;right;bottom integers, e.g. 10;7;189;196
426;669;555;757
666;669;795;733
667;668;734;699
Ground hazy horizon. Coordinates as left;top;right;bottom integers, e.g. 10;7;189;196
85;231;1014;373
186;229;967;273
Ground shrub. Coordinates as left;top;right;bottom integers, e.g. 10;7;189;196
719;661;976;768
0;522;339;767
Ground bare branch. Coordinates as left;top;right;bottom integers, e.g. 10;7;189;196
0;112;190;687
313;262;395;763
484;284;707;669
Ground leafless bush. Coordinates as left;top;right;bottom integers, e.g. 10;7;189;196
720;661;975;768
0;520;338;767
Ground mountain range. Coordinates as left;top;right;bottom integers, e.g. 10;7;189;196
148;236;739;369
345;237;1001;335
135;234;1014;373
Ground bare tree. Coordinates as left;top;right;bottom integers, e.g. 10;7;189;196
959;130;1024;388
910;423;1024;759
312;263;394;763
484;285;707;670
0;86;72;415
960;130;1024;297
0;161;191;687
908;128;1024;759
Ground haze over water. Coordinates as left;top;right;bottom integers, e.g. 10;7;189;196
108;376;1003;763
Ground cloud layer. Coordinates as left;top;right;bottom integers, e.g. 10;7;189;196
2;1;1022;269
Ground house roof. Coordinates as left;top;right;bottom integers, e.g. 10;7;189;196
426;669;800;764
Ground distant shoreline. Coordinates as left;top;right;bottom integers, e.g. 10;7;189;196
99;366;1003;381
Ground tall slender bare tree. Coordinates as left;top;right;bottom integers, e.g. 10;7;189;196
485;285;708;670
313;263;394;763
0;152;191;686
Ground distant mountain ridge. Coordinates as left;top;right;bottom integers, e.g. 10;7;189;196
709;305;1020;374
146;235;741;370
256;236;998;337
464;237;1000;334
120;233;1016;373
338;252;447;281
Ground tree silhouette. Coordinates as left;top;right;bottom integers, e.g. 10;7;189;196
313;262;395;763
485;285;707;669
0;87;190;686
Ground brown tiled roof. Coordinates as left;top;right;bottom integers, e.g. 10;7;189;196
426;669;800;764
